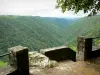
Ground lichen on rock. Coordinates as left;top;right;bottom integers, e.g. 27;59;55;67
29;51;58;69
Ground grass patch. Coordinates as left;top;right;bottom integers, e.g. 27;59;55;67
68;45;77;52
0;61;8;68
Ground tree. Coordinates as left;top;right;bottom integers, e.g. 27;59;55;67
56;0;100;16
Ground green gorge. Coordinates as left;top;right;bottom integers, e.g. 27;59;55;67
0;15;100;55
0;15;75;54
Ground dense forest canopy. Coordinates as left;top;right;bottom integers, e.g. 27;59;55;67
0;16;76;55
0;15;100;55
56;0;100;16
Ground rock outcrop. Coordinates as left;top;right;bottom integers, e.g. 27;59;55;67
29;51;58;69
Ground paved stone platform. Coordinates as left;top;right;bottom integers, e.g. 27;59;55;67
30;57;100;75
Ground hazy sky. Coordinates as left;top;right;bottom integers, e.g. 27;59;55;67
0;0;89;18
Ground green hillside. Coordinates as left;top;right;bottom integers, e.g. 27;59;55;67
0;15;100;55
64;16;100;46
0;15;74;54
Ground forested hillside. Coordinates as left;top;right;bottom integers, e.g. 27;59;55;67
0;15;74;54
0;15;100;55
64;16;100;45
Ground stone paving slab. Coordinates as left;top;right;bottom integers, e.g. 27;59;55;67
30;57;100;75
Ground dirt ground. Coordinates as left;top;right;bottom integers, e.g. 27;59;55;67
0;65;14;75
0;57;100;75
30;57;100;75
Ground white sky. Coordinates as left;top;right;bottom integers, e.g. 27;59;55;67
0;0;89;18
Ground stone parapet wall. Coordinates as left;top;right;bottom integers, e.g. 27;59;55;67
76;36;86;61
8;46;29;75
76;36;94;61
40;46;76;62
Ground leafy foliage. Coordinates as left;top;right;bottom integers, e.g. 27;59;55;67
0;61;7;68
56;0;100;16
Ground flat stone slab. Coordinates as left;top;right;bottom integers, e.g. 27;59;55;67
40;46;68;54
8;45;28;52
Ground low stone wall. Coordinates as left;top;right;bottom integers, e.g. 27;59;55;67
77;36;100;61
91;49;100;58
7;46;29;75
40;46;76;62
